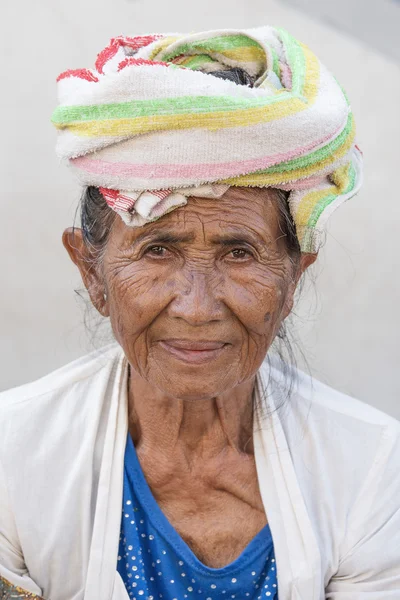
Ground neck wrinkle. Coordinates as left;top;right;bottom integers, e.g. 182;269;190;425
127;364;256;459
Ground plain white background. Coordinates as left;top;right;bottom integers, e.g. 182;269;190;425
1;0;399;418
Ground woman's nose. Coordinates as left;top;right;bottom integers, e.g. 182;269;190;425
167;270;226;325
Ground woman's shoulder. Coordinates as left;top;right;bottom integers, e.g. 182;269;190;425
261;355;400;495
292;363;400;470
0;342;124;410
261;357;400;572
263;355;400;433
297;365;400;446
0;342;125;456
0;343;126;591
0;343;126;504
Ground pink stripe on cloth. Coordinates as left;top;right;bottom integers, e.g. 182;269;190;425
99;187;136;211
149;189;172;200
57;69;99;83
280;63;292;90
115;195;136;210
72;128;342;182
118;58;169;71
95;35;162;74
277;174;325;190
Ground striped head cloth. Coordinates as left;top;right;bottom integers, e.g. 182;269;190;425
52;27;363;253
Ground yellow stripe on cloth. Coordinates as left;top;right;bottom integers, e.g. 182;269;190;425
300;43;319;102
149;36;180;60
220;46;266;63
296;189;334;227
294;163;351;228
330;163;352;192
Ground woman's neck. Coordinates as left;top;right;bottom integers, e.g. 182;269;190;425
127;366;257;459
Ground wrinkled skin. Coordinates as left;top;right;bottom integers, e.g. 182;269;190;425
64;187;317;567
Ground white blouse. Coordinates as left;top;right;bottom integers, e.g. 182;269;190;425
0;343;399;600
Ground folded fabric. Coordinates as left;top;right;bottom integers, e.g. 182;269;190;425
51;27;363;253
99;183;230;227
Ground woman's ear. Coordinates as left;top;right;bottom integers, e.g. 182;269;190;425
62;227;109;317
281;252;318;321
299;252;318;272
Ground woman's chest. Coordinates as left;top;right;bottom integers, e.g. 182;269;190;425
138;449;267;568
159;496;267;568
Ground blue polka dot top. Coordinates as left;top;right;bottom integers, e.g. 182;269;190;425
117;434;278;600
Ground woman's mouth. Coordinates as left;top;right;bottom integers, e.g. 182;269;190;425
158;339;228;364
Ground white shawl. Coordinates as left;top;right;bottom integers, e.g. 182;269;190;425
0;343;399;599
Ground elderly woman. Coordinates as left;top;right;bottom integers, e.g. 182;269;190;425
0;27;399;600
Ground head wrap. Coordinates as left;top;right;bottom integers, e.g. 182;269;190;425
52;27;363;253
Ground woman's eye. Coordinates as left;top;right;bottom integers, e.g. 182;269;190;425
230;248;251;259
146;245;168;257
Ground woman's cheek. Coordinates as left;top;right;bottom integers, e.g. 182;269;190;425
227;267;289;335
107;265;173;338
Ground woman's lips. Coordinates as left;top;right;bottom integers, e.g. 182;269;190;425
158;339;228;364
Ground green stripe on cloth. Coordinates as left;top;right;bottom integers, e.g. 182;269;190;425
301;163;357;250
181;55;215;69
51;91;298;126
277;28;306;96
309;163;356;228
255;113;354;175
334;76;350;106
270;47;280;79
161;34;264;62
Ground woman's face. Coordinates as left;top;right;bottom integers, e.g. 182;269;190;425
66;188;315;400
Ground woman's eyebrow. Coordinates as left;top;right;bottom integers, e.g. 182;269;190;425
132;231;195;246
209;233;269;248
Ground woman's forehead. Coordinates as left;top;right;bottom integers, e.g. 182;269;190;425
114;187;281;244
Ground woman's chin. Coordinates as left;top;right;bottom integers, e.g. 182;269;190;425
151;367;238;402
136;344;256;401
